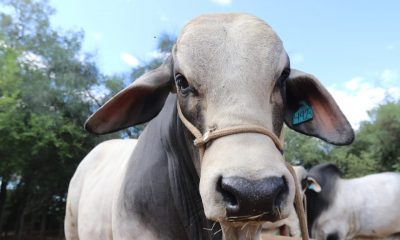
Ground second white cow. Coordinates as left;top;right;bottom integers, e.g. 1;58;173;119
306;163;400;240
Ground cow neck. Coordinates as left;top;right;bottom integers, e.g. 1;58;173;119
176;101;310;240
306;173;340;235
162;97;222;240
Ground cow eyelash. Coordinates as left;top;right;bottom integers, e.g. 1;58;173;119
281;68;290;81
277;68;290;86
175;73;193;95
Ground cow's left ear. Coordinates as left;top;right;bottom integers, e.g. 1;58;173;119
284;69;354;145
85;56;174;134
306;177;321;192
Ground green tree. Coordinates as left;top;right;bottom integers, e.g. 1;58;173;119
0;0;177;238
328;102;400;178
342;102;400;175
0;0;112;238
284;128;330;168
285;101;400;178
0;33;26;233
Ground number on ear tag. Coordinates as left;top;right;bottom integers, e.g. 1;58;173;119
293;101;313;125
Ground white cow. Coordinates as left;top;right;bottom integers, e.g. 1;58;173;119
306;163;400;240
65;13;354;240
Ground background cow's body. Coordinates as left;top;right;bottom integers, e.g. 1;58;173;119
306;163;400;240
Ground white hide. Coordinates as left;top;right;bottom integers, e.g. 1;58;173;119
312;172;400;240
64;139;154;240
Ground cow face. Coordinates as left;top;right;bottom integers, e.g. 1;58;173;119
85;13;353;239
175;14;295;228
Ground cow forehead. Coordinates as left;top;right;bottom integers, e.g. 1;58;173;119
174;13;285;89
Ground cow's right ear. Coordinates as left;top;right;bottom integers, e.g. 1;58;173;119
85;56;174;134
306;177;321;192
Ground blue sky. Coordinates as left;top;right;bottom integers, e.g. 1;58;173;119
49;0;400;128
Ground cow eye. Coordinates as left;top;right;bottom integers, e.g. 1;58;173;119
175;74;192;95
279;68;290;84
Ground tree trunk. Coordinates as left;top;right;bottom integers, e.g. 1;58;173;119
58;224;64;239
16;202;28;240
39;212;47;240
0;177;9;235
28;212;35;234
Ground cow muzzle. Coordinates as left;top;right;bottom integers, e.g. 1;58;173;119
219;176;288;222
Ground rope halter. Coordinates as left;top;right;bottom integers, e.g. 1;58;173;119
176;101;309;240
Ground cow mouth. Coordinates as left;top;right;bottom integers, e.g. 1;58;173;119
215;208;288;239
223;210;282;222
219;221;263;240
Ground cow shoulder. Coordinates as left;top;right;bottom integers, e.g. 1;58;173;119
70;139;137;239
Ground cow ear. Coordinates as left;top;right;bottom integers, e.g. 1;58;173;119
306;177;321;193
85;56;174;134
284;69;354;145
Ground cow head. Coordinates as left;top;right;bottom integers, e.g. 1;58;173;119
306;163;342;194
304;163;343;236
85;13;353;239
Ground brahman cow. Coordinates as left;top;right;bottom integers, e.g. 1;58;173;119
305;163;400;240
65;13;354;240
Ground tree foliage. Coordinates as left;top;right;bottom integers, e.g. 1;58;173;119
285;101;400;178
0;0;176;238
0;0;115;238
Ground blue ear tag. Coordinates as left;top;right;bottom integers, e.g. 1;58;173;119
293;101;313;125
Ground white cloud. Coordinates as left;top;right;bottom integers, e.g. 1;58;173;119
380;69;398;83
344;76;363;91
121;52;140;67
328;77;400;129
210;0;232;6
145;50;168;61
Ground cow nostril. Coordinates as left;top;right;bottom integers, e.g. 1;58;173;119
217;176;289;221
274;176;289;208
217;177;239;212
